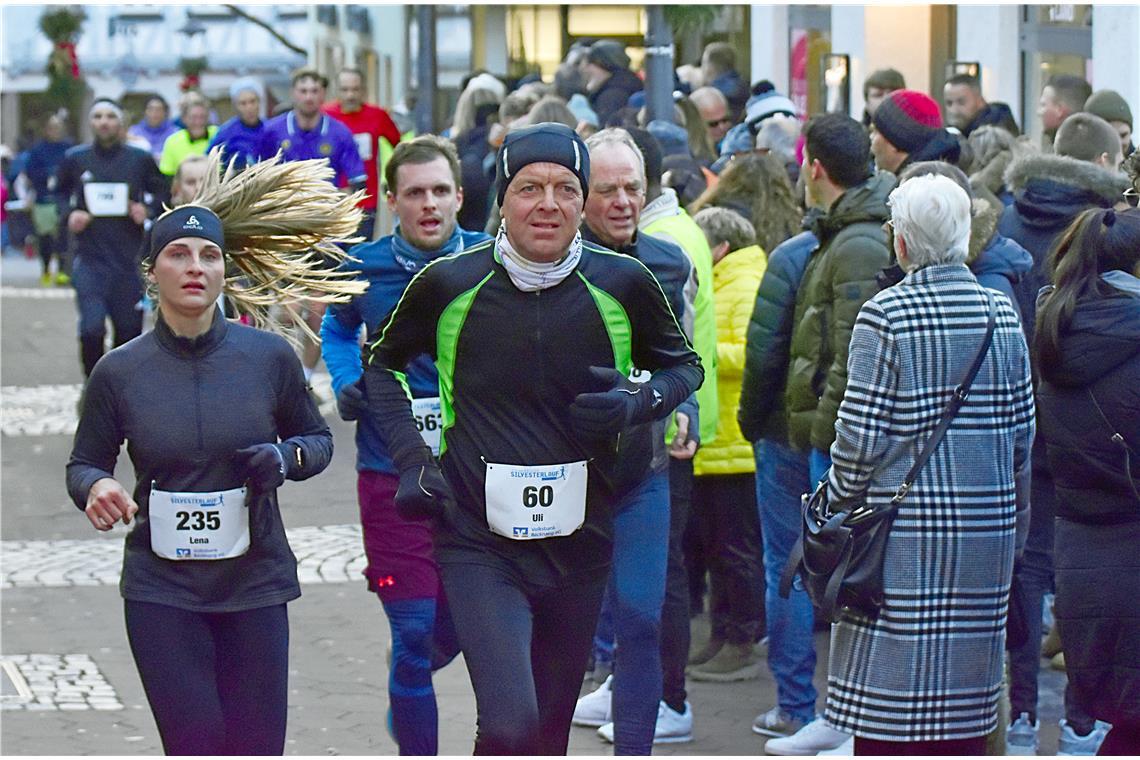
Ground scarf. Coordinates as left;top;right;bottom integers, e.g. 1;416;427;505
495;224;582;292
390;224;466;274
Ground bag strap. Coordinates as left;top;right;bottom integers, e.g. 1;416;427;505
1085;387;1140;504
888;290;998;506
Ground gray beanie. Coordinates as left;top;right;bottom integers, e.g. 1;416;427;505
1084;89;1132;129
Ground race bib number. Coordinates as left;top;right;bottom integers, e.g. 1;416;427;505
149;483;249;561
412;396;442;456
484;461;587;540
353;133;373;161
83;183;129;217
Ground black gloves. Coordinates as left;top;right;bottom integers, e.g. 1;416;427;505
337;379;367;422
570;366;658;438
395;463;455;521
234;443;289;492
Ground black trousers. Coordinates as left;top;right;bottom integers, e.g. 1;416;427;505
440;557;608;755
124;600;289;756
691;472;765;644
661;458;692;710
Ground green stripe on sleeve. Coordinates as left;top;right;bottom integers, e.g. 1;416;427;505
434;271;495;456
577;271;633;374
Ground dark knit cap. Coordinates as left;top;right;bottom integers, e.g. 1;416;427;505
587;40;631;74
495;122;591;206
147;205;224;262
872;90;943;154
1085;89;1132;129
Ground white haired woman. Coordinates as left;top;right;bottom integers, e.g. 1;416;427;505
822;174;1035;754
66;151;365;755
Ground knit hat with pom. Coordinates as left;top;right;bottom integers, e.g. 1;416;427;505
872;90;943;153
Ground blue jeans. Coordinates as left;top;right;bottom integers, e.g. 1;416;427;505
754;439;828;722
594;470;671;755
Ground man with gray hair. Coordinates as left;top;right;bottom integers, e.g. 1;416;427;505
573;127;702;750
691;86;734;148
208;77;265;171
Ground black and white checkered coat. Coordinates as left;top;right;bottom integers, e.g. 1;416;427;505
823;264;1035;742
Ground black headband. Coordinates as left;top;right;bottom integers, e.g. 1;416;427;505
147;206;225;261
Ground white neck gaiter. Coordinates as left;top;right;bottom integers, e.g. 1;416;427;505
495;223;583;292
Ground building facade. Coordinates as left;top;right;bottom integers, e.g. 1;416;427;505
1;5;407;144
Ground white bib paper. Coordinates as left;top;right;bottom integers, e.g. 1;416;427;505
83;182;129;217
412;396;442;456
484;461;587;540
353;132;373;161
149;483;250;561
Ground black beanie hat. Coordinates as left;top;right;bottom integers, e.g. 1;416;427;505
586;40;631;74
495;122;590;206
146;205;225;261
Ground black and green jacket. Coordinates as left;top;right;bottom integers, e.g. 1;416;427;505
363;239;703;581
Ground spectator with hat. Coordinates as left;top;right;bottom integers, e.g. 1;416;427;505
582;40;644;127
1084;89;1134;159
870;89;961;174
208;77;265;172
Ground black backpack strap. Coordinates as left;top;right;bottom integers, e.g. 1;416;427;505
779;532;806;599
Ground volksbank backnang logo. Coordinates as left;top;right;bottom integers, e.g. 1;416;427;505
184;215;203;230
509;466;567;481
513;527;529;537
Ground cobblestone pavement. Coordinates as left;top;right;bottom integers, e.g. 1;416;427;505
1;525;367;589
1;654;123;712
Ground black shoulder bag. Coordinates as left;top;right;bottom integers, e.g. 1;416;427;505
779;291;997;621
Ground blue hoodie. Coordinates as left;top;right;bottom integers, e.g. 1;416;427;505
322;226;491;474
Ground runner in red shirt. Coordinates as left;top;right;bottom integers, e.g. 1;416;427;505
323;68;403;242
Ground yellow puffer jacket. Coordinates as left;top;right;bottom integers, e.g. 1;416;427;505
695;244;767;476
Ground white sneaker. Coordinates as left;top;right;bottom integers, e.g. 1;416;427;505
572;675;612;727
1057;718;1112;755
1005;712;1039;755
596;700;694;745
817;736;855;755
764;717;852;756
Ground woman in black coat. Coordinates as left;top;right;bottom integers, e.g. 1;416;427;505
1035;206;1140;755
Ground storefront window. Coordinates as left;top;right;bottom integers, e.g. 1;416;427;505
789;6;830;118
1020;4;1092;143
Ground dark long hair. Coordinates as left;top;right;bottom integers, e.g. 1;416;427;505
1035;207;1140;369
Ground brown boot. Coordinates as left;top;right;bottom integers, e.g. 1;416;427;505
687;636;724;667
687;642;760;682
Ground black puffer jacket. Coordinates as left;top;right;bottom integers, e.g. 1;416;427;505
1037;277;1140;524
589;68;643;127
